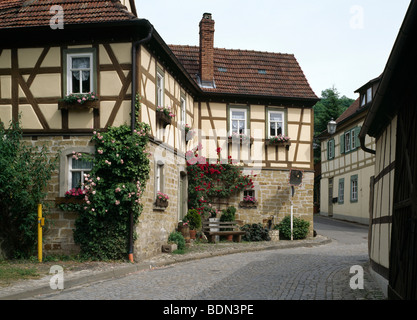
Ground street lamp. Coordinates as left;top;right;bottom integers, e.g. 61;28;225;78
327;118;337;135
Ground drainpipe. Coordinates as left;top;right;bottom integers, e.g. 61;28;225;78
129;22;153;263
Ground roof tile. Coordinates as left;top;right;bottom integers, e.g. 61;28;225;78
169;45;318;100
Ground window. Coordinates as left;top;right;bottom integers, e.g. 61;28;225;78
156;70;164;107
341;127;361;154
366;87;372;104
268;110;285;138
327;139;335;160
350;175;358;202
244;190;255;198
230;108;247;135
155;161;164;193
69;157;93;190
66;52;95;95
338;178;345;204
180;95;186;126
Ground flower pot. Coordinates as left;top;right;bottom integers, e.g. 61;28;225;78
58;99;99;110
155;198;168;208
156;111;172;127
189;229;196;240
178;224;190;243
226;234;233;242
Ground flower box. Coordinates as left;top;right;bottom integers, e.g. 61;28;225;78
156;111;172;127
239;201;257;208
58;99;99;110
155;198;169;208
267;139;291;149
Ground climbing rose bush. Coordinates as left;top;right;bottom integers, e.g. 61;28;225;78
186;145;255;218
73;124;151;260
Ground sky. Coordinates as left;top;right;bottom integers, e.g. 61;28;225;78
134;0;410;100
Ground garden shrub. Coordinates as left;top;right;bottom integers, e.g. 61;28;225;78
184;209;201;230
0;119;58;259
241;223;271;242
168;231;186;251
276;215;310;240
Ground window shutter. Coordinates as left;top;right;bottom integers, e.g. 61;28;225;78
340;134;345;154
355;126;361;149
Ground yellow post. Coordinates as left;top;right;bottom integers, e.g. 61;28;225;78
38;204;43;262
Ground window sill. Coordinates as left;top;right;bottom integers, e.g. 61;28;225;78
58;99;99;110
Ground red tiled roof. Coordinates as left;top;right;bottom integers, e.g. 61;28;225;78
0;0;136;29
336;98;361;124
169;45;318;100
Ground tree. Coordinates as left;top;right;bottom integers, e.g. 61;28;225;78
0;119;58;259
313;87;354;136
313;87;354;162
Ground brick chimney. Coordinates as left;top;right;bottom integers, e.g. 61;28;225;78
199;13;215;87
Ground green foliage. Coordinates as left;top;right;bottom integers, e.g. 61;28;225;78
276;215;310;240
219;206;236;222
168;231;186;251
313;87;354;161
0;119;58;259
73;97;151;260
241;223;271;242
73;123;150;260
184;209;201;230
187;146;254;218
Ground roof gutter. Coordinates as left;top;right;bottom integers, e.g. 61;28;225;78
359;1;416;155
128;20;153;263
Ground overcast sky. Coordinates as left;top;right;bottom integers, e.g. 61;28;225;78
135;0;410;100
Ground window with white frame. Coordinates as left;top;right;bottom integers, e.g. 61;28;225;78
66;52;94;95
268;110;285;138
155;161;164;193
69;157;93;190
230;108;247;135
180;95;186;126
350;175;358;202
156;70;164;107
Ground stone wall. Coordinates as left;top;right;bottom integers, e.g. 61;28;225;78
226;169;314;234
133;141;187;260
23;135;94;256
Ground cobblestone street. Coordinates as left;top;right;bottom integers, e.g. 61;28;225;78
30;216;385;300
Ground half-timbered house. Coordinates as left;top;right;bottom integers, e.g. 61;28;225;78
318;77;378;225
360;1;417;299
0;1;318;260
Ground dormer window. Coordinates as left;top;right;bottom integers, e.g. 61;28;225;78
361;87;373;107
366;87;372;104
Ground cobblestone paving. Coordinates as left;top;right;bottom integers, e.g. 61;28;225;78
32;240;384;300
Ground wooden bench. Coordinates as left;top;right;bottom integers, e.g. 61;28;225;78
202;220;246;243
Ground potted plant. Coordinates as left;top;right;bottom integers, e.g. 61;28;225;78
267;135;291;149
156;106;175;127
58;92;99;110
177;220;190;243
183;124;194;142
184;209;202;240
155;191;169;207
240;195;258;208
220;206;236;241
